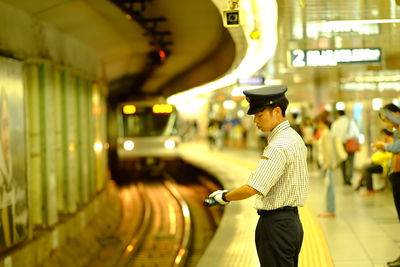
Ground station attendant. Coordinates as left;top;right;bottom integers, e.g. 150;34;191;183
373;104;400;267
208;85;309;267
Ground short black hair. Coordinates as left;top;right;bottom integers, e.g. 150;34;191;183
264;96;289;116
380;128;394;136
384;103;400;113
337;110;345;116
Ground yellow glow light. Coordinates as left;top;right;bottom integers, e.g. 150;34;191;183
126;244;134;252
153;104;173;113
123;105;136;115
250;31;261;40
93;141;103;152
68;143;76;152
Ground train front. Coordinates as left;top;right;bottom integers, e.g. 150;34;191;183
116;102;181;171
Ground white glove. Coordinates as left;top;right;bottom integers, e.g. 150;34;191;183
209;190;230;205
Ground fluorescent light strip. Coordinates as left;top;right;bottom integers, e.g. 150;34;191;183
167;0;278;105
327;19;400;25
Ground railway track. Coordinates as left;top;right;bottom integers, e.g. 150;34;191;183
86;169;222;267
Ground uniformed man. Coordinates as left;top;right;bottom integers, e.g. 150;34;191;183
208;85;309;267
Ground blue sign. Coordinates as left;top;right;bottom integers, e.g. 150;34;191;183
237;77;264;85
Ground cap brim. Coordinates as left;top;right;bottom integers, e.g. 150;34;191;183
247;105;266;115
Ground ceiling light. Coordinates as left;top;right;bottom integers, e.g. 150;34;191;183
326;19;400;25
372;98;382;111
336;102;345;110
250;31;261;40
223;100;236;110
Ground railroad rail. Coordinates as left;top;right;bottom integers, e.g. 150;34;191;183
85;168;221;267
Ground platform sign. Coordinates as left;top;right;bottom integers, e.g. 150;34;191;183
291;48;381;67
0;57;28;250
237;77;264;85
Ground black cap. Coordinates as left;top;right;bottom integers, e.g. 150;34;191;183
243;85;288;115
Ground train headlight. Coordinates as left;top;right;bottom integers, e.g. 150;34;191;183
164;139;176;150
123;140;135;151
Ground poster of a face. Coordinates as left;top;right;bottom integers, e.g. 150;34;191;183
0;58;28;250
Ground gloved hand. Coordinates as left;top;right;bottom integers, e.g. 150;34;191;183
208;190;230;205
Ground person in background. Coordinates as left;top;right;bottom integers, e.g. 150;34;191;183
207;85;309;267
356;129;393;194
301;117;315;163
207;120;220;150
290;113;303;138
330;110;360;186
373;103;400;267
315;114;337;217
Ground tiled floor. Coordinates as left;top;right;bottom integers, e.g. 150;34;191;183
186;142;400;267
307;166;400;267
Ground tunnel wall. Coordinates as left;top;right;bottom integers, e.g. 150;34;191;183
0;2;117;266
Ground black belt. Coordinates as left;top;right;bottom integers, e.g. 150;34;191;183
257;206;298;215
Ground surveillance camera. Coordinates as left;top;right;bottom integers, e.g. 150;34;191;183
222;9;245;28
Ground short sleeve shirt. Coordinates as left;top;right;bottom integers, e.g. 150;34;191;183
247;120;309;210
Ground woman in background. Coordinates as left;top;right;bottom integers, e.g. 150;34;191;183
373;104;400;267
315;114;336;218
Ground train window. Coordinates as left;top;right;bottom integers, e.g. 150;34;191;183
121;106;176;137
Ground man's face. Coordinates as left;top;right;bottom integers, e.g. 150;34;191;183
253;107;277;132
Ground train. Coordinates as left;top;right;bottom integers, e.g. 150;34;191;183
115;101;181;173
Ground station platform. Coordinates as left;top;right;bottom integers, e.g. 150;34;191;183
179;142;400;267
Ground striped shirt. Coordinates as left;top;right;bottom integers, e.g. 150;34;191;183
247;120;309;210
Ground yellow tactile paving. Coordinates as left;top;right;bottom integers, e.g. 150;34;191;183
223;152;335;267
299;205;334;267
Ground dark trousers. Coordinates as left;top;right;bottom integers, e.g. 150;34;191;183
360;163;383;190
255;208;303;267
341;151;355;184
389;172;400;221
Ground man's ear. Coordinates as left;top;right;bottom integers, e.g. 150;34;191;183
273;106;282;117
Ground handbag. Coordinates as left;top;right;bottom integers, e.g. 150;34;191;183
345;138;360;153
392;153;400;173
344;118;360;153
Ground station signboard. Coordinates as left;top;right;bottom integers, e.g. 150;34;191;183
290;48;381;67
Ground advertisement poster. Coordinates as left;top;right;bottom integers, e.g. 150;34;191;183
0;57;28;250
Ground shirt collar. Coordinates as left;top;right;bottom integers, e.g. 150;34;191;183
268;120;290;143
